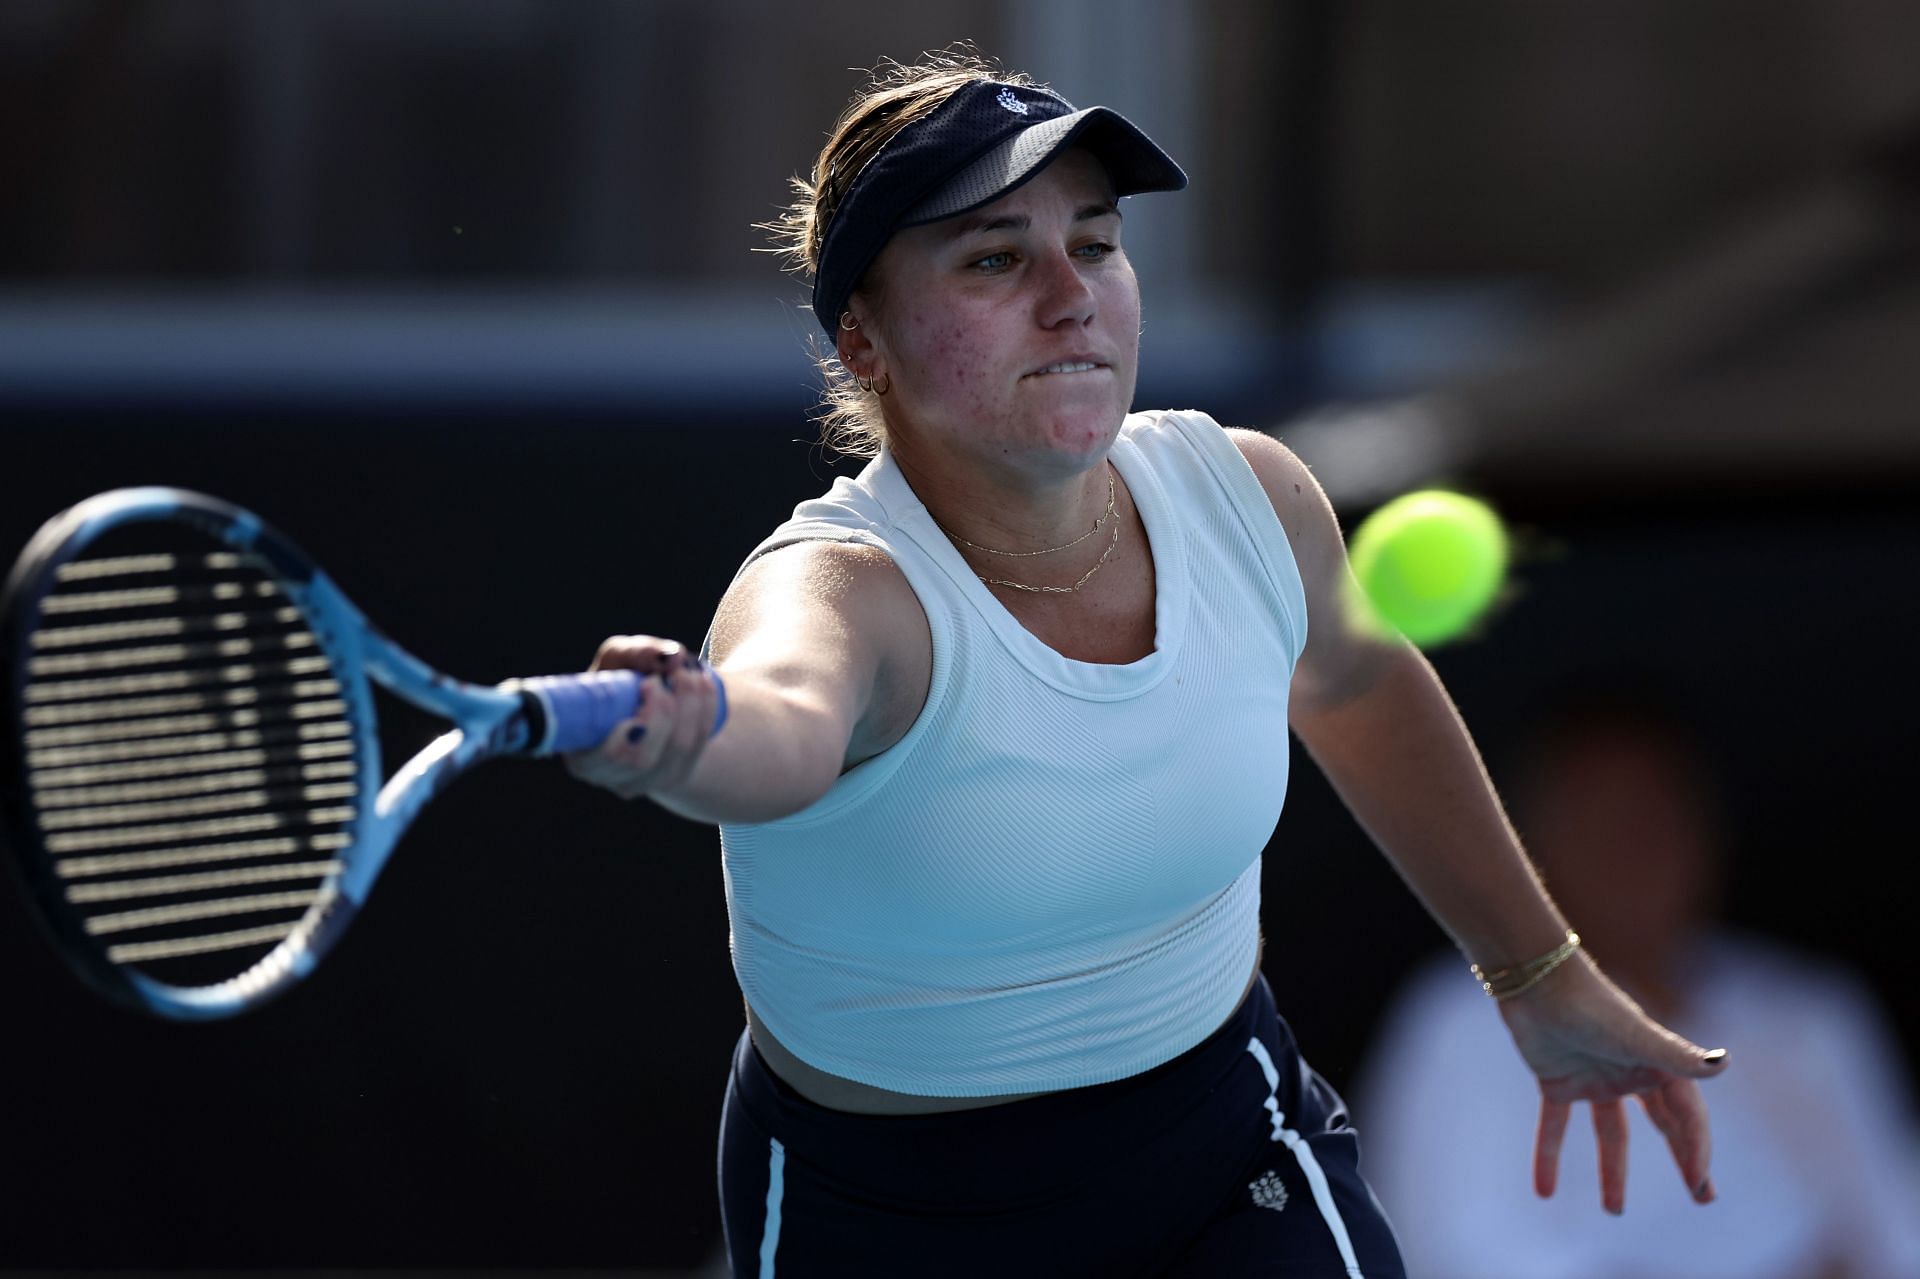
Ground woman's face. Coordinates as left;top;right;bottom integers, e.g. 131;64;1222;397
851;148;1142;482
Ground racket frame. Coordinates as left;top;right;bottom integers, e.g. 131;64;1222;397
2;488;570;1019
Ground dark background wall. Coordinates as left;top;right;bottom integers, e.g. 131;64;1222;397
2;0;1917;1270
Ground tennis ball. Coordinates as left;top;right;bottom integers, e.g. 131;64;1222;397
1347;490;1508;647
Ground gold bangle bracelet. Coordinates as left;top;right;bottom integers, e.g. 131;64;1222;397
1470;930;1581;1000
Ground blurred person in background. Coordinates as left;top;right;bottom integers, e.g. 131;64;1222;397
1355;687;1920;1279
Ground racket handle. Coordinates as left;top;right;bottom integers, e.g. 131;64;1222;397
513;668;728;756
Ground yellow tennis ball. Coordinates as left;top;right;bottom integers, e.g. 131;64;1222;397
1347;490;1508;647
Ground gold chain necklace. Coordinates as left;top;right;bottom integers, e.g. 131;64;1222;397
937;467;1123;595
941;467;1116;557
979;520;1121;594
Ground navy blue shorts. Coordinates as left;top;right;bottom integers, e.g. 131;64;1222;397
717;974;1405;1277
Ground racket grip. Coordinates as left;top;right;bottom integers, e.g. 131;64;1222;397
514;668;728;756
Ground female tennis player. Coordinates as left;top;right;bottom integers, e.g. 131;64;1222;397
565;51;1730;1278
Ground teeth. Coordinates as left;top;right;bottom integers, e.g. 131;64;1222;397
1037;362;1098;375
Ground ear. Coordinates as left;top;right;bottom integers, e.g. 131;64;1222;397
834;302;886;381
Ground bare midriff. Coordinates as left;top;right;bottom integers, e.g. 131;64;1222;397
746;938;1264;1115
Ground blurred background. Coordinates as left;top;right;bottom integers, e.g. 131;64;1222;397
1;1;1916;1275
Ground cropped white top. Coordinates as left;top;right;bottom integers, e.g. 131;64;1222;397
716;409;1308;1096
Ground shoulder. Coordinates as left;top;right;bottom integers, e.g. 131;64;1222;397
1223;423;1306;474
1120;410;1329;543
1218;428;1411;707
1126;411;1353;617
711;539;933;764
1123;408;1276;471
1228;422;1320;522
744;537;906;588
1215;428;1349;605
715;540;922;652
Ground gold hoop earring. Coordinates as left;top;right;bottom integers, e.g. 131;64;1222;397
859;371;890;396
839;312;860;331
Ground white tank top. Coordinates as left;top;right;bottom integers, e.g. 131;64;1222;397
716;409;1308;1096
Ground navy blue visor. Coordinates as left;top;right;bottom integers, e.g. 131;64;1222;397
811;79;1187;338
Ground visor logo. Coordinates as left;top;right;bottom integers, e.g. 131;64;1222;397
996;87;1030;115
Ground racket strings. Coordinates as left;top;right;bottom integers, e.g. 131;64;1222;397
27;718;352;772
25;697;349;751
26;737;354;789
22;658;338;705
38;783;356;830
27;629;319;677
21;540;361;985
29;605;304;650
34;768;356;813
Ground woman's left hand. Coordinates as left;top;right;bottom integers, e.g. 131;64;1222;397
1496;954;1730;1214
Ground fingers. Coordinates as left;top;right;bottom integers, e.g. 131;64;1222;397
1593;1098;1629;1215
600;665;722;783
1648;1023;1731;1081
659;658;721;756
1535;1083;1716;1214
1533;1098;1570;1199
566;638;720;801
1636;1027;1723;1205
1642;1079;1717;1204
590;634;696;678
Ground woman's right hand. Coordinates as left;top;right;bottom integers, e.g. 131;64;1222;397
562;634;725;801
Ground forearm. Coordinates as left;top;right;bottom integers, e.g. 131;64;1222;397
1292;642;1569;968
649;672;847;826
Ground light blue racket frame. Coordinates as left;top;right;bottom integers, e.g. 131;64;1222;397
2;487;719;1020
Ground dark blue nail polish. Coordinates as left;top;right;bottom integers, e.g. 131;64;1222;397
626;725;646;744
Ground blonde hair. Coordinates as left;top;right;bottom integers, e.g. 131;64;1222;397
764;46;1040;458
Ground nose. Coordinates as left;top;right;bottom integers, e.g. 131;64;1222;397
1032;248;1095;330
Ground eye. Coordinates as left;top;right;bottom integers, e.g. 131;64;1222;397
970;250;1015;272
1075;241;1117;261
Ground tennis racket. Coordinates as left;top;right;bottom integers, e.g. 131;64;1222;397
1;487;724;1020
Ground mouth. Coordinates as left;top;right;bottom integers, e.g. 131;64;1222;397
1024;359;1110;379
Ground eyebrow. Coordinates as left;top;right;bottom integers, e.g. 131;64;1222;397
945;201;1122;240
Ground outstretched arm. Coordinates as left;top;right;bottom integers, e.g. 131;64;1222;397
1231;429;1729;1213
564;540;930;825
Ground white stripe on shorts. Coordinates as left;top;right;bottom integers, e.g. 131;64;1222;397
759;1136;786;1279
1246;1037;1366;1278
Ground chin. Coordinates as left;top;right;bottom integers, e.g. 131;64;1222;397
1041;410;1125;462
